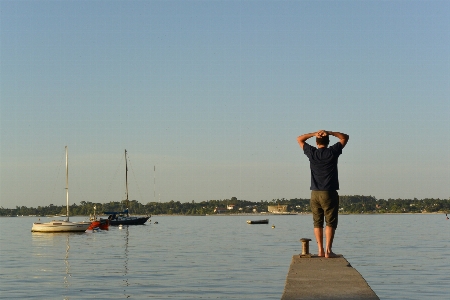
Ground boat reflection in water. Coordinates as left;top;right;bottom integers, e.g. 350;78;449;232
64;235;70;290
123;226;130;299
31;232;85;299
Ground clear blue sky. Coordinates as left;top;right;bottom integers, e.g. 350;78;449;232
1;0;449;209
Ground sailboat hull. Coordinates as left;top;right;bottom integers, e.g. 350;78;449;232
109;216;149;226
31;220;91;232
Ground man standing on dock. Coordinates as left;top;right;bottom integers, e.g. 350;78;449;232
297;130;349;258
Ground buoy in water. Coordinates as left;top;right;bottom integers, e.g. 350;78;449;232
272;225;275;228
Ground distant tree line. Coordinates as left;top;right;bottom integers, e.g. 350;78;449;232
1;196;449;216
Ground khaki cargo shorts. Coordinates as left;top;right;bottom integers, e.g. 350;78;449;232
310;190;339;229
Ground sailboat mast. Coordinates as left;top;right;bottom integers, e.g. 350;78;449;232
125;149;129;216
65;146;69;222
154;165;155;202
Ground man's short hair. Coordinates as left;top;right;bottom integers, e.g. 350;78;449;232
316;135;329;146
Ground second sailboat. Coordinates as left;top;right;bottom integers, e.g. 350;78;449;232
105;150;150;226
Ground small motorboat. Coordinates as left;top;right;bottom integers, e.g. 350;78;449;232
87;206;109;231
87;218;109;231
246;219;269;224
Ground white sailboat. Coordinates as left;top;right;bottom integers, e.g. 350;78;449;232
31;146;91;233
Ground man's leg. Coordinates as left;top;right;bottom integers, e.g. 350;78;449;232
311;191;325;256
325;226;337;258
323;190;339;258
314;227;325;257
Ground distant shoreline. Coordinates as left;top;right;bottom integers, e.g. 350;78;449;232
3;212;447;218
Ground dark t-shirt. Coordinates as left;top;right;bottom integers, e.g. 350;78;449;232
303;142;343;191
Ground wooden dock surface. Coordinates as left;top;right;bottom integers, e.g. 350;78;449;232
281;255;379;300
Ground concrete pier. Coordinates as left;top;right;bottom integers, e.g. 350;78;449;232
281;255;379;300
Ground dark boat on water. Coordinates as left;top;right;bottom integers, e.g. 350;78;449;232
246;219;269;224
105;209;150;226
105;150;150;226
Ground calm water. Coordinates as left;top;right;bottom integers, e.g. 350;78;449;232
0;214;449;299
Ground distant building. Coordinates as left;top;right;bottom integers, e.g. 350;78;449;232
214;207;227;214
227;204;235;210
268;205;288;213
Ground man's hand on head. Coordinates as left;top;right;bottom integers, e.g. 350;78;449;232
316;130;328;138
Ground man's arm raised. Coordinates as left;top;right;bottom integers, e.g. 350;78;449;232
297;132;317;150
327;131;349;148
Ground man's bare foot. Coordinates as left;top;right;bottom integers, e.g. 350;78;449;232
317;249;325;257
325;251;338;258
